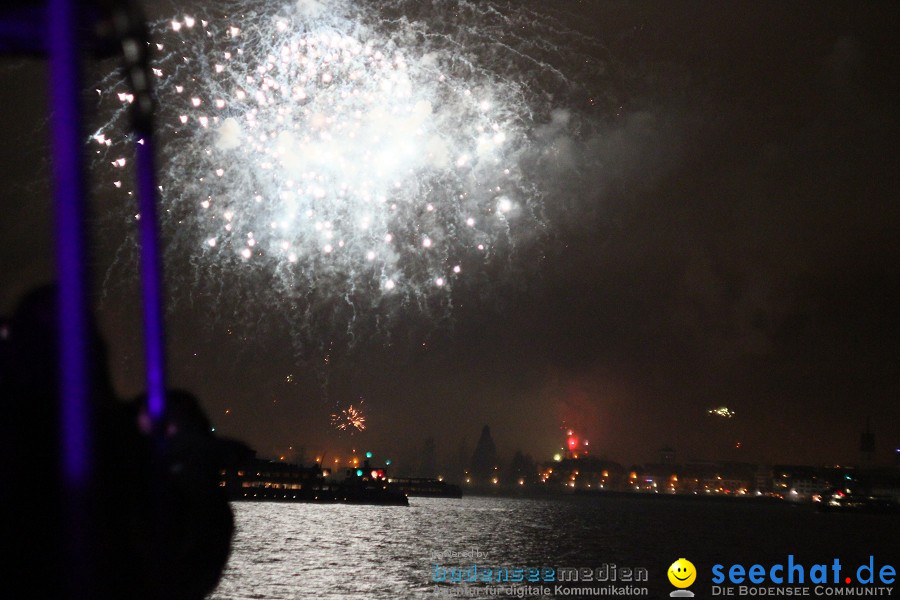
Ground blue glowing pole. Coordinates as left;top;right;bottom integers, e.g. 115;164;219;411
135;135;167;424
49;0;90;491
48;0;95;595
115;0;169;426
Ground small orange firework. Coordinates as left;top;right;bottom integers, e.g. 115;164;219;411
331;404;366;432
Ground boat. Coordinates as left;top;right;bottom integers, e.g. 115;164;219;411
220;457;408;506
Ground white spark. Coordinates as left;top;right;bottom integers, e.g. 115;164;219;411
92;0;578;346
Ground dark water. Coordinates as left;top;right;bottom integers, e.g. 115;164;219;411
209;496;898;599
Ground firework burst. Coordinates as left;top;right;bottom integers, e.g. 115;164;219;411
708;407;735;419
92;0;611;350
331;403;366;432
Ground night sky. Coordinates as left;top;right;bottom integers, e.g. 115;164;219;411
1;1;898;472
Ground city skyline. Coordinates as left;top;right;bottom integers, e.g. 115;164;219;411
237;418;897;480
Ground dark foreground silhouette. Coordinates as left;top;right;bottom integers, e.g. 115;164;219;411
0;286;232;599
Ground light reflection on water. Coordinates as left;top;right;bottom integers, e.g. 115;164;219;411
209;496;896;599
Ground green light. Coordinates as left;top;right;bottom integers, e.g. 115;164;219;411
385;459;391;465
356;469;363;477
365;451;373;458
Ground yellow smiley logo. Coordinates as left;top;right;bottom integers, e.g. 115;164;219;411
668;558;696;588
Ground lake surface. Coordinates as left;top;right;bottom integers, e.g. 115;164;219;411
208;495;897;599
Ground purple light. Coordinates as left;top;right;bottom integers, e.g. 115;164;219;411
48;0;98;592
135;137;167;423
49;0;91;487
